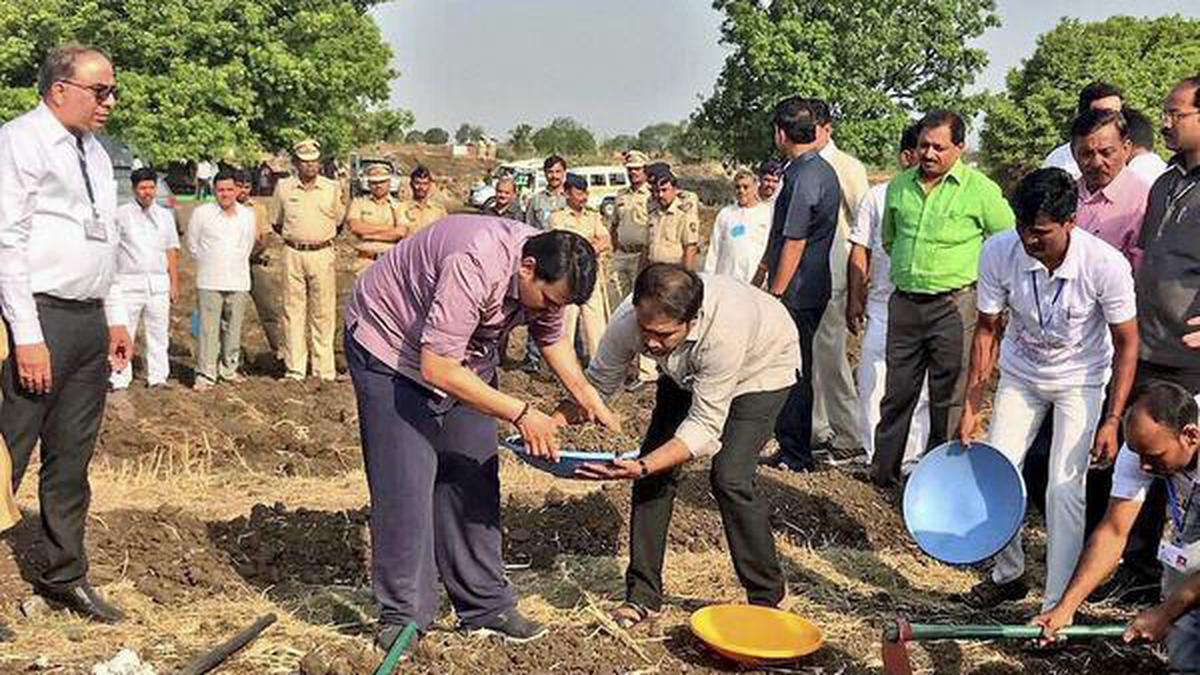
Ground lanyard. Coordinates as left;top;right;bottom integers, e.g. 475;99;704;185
74;137;98;216
1030;272;1065;332
1165;475;1196;537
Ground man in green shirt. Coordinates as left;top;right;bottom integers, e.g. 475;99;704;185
870;110;1015;487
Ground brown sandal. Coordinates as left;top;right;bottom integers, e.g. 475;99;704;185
610;602;658;629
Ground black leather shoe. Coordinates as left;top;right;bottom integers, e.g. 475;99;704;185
34;581;125;624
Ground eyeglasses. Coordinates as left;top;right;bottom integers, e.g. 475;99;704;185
1161;109;1200;125
60;80;119;103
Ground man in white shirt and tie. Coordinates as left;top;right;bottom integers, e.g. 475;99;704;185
186;169;257;391
110;167;179;390
0;44;132;623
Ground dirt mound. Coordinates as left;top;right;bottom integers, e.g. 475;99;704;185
88;506;241;604
210;503;370;588
502;466;908;569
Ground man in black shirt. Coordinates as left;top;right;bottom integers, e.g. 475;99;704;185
756;97;842;472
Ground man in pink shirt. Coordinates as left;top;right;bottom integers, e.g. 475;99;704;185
344;215;619;651
1071;108;1152;272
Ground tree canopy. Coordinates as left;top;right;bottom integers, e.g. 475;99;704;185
695;0;998;166
455;122;486;144
980;15;1200;188
422;127;450;145
0;0;397;165
531;117;596;157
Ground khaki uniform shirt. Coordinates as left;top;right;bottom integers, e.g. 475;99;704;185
548;206;608;244
646;190;700;264
398;198;448;234
610;183;651;251
272;175;343;243
586;274;798;457
246;197;275;264
348;195;403;256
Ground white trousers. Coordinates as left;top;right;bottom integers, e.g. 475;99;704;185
859;300;929;471
110;290;171;388
988;373;1104;611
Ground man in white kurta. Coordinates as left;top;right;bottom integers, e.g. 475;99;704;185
110;167;179;389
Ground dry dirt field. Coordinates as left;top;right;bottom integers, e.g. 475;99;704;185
0;169;1171;674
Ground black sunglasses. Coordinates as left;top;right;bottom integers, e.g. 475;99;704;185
61;79;118;103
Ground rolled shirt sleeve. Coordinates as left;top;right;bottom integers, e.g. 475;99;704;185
0;131;44;345
975;237;1008;315
420;253;485;360
1097;253;1137;324
584;300;641;400
673;328;750;458
1109;444;1154;502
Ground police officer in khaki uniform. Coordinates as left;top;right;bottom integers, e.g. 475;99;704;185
347;164;406;276
236;170;284;364
397;165;446;235
645;164;701;270
272;138;344;381
548;173;611;361
609;150;651;300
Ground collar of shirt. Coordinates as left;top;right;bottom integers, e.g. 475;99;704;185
1020;230;1083;280
30;103;78;150
1166;153;1200;178
1079;167;1132;204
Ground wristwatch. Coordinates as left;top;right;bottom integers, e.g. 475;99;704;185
637;459;649;478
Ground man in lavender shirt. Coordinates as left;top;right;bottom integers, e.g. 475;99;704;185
344;214;619;651
1071;108;1152;271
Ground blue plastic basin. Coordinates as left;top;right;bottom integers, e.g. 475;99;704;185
903;441;1027;565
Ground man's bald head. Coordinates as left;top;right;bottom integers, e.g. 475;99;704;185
1125;382;1200;476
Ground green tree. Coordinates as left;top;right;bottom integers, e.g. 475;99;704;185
980;15;1200;188
601;133;638;154
668;119;722;163
696;0;999;166
508;123;535;154
455;122;486;144
354;107;416;146
635;122;680;152
423;127;450;145
0;0;395;164
404;129;425;144
531;117;596;157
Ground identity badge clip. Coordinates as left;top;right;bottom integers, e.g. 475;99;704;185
83;209;108;242
1158;538;1200;574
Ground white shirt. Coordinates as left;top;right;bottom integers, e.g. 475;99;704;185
702;201;773;283
847;182;894;307
185;203;256;292
1128;152;1169;184
0;103;126;345
115;202;179;295
586;274;799;457
1111;394;1200;504
1042;142;1082;179
977;228;1136;387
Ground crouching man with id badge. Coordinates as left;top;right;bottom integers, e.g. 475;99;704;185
1034;382;1200;672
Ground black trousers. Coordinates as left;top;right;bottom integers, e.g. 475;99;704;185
1023;360;1184;581
626;377;788;611
775;305;825;467
872;288;976;487
2;295;109;588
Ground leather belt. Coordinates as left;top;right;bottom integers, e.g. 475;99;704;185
284;238;333;252
356;250;380;261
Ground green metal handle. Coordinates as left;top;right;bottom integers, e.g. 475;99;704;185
373;622;419;675
897;622;1126;642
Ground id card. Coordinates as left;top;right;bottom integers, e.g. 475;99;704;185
1158;539;1200;574
83;214;108;242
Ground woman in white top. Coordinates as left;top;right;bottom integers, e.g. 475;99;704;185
702;169;773;283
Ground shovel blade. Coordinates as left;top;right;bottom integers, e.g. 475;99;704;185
881;637;913;675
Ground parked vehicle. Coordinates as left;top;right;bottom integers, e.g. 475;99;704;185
349;154;403;196
96;135;179;220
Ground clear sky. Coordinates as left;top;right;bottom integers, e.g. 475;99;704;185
371;0;1199;141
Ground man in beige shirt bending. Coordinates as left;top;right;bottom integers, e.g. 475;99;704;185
558;264;798;628
271;138;344;381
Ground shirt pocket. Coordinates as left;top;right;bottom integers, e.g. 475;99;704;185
926;209;980;247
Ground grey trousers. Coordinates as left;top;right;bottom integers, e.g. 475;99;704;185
1170;610;1200;674
871;287;975;487
2;295;109;588
195;289;247;384
347;335;514;629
